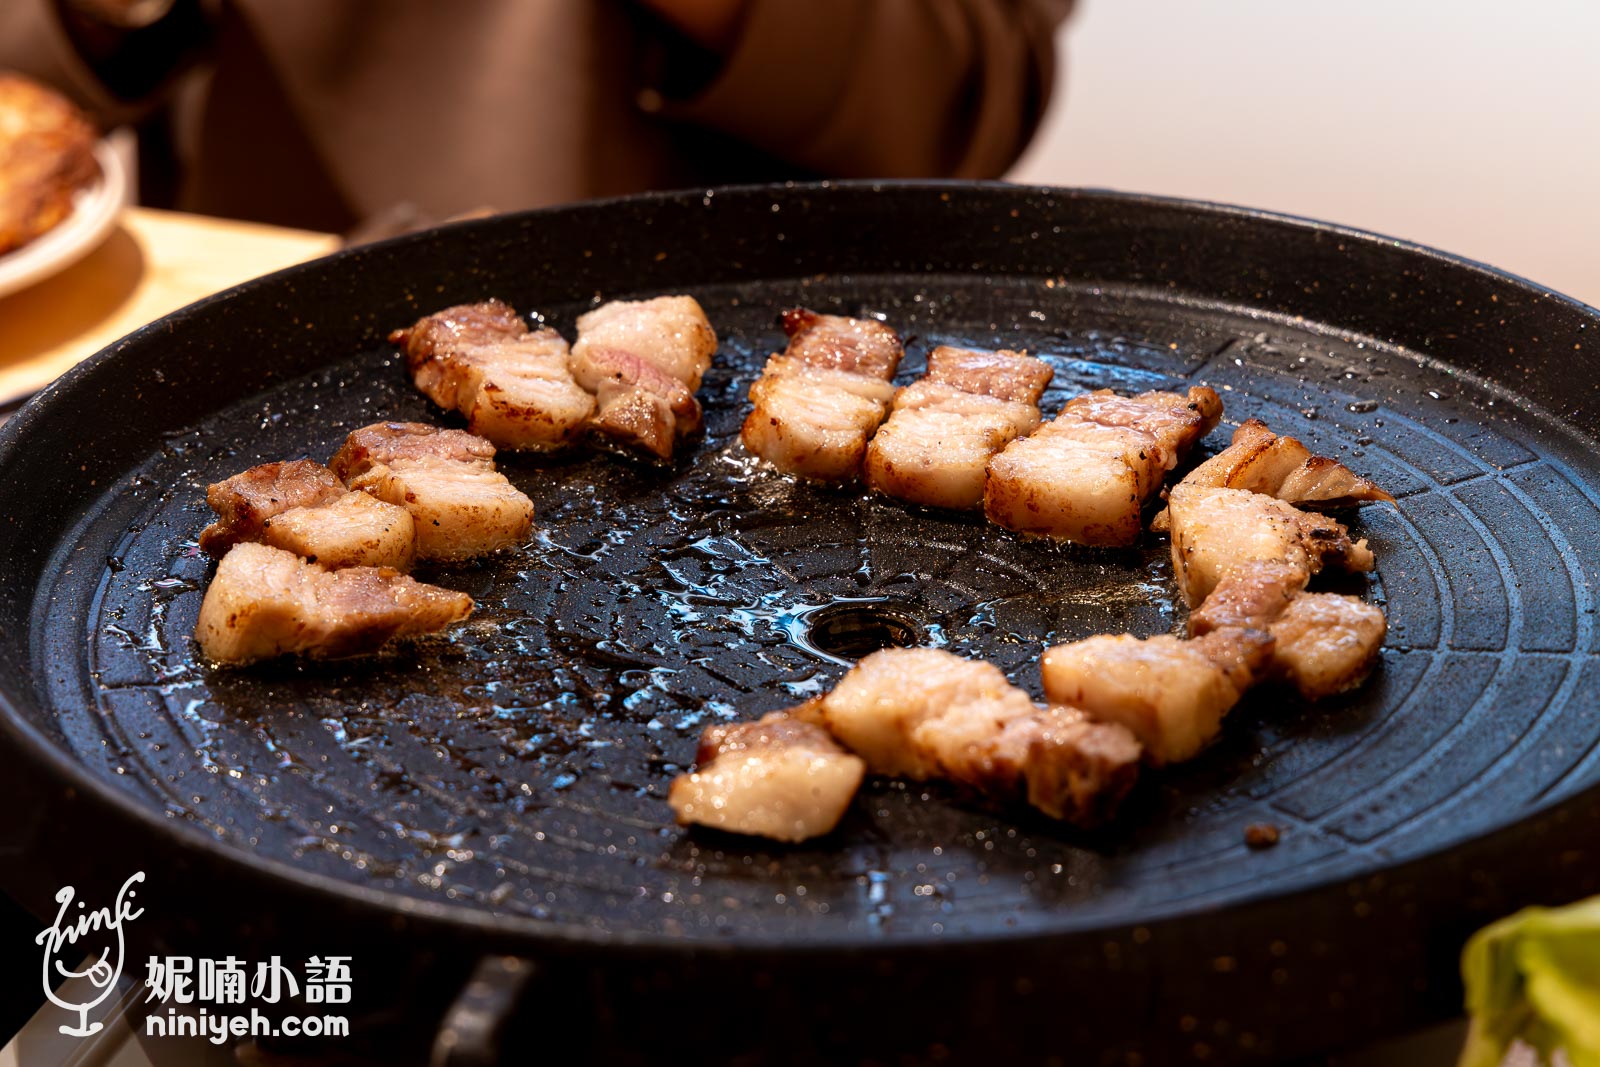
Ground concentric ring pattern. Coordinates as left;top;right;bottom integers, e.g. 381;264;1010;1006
41;273;1600;942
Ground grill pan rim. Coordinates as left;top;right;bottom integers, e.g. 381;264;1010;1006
1;179;1596;957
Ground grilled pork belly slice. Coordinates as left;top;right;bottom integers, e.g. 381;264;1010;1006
822;647;1036;779
330;422;533;561
668;711;866;842
865;346;1053;510
575;348;701;459
1267;593;1387;699
199;460;347;553
200;460;415;569
1187;560;1310;634
575;295;717;386
344;463;531;562
988;704;1144;824
817;647;1142;826
257;492;417;570
1163;432;1387;691
919;345;1056;402
569;295;717;459
195;543;472;664
743;359;898;481
740;308;905;481
1167;482;1375;607
330;420;498;473
1191;563;1385;699
390;299;594;451
985;386;1223;546
1041;628;1274;766
1151;418;1394;533
778;307;903;377
1184;417;1395;507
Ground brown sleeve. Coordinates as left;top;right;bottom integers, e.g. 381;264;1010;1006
660;0;1075;179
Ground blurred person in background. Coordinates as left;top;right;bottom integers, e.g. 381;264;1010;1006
0;0;1073;233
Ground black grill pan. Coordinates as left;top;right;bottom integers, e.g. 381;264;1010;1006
2;182;1599;1064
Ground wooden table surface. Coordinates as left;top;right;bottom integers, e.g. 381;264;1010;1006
0;208;339;406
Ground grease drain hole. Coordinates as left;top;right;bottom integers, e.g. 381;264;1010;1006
805;599;926;660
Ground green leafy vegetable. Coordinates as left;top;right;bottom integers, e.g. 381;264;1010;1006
1461;896;1600;1067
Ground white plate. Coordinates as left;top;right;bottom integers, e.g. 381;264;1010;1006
0;138;129;300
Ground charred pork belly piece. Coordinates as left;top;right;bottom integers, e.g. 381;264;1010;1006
254;493;418;571
1162;430;1390;698
1191;563;1386;699
986;704;1145;824
330;419;495;472
740;308;905;481
199;460;416;569
1166;482;1374;608
984;386;1223;546
1181;417;1395;508
1152;418;1394;533
1266;592;1387;699
330;422;533;561
195;543;472;665
864;346;1053;510
668;711;866;842
198;460;345;551
778;307;904;376
816;647;1142;827
1041;628;1274;766
568;295;717;460
1186;560;1309;633
390;299;594;451
820;647;1036;778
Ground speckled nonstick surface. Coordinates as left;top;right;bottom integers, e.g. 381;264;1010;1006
1;183;1597;1064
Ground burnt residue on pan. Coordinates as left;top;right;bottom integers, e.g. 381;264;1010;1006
43;272;1600;942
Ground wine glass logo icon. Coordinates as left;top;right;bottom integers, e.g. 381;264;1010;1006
34;872;146;1037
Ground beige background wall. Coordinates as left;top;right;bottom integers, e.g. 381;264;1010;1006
1008;0;1600;306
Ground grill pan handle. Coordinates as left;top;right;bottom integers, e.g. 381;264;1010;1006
429;955;540;1067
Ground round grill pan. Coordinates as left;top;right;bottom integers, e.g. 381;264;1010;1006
2;183;1599;1063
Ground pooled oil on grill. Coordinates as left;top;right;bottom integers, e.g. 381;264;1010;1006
51;275;1600;941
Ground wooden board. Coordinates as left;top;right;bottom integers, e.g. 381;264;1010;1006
0;207;338;405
